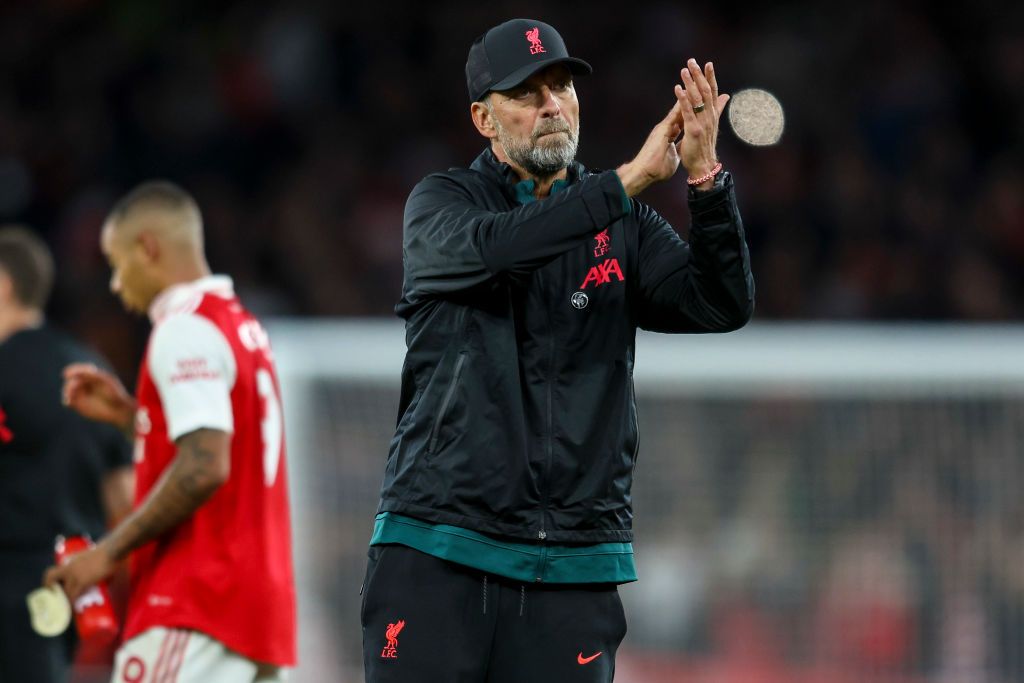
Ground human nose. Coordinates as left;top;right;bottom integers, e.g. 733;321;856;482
536;86;562;117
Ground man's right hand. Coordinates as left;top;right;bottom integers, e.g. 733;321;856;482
616;99;686;198
62;363;136;433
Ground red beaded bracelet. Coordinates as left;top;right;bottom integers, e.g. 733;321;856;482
686;161;723;186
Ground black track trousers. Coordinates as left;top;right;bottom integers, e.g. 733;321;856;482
361;544;628;683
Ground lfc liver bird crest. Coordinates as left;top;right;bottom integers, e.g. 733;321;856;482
381;619;406;658
525;27;546;55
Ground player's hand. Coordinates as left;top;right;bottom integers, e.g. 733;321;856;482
62;363;136;432
616;98;686;197
616;58;729;196
675;58;729;188
42;543;116;603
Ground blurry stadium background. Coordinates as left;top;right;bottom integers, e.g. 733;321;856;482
2;1;1022;681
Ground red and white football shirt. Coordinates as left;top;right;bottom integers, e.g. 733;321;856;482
126;276;296;666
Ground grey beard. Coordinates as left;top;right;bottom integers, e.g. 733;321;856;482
495;119;579;179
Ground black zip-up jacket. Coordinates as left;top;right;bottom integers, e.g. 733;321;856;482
379;148;754;543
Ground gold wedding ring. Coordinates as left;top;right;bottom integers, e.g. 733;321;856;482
692;102;706;114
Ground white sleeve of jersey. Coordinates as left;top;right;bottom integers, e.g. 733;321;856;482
148;312;238;441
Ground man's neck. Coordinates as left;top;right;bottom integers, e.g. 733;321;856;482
146;260;213;320
491;144;568;199
161;258;212;291
524;172;567;199
0;306;43;345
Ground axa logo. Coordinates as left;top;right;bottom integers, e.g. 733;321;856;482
579;258;624;290
593;229;610;257
0;404;13;444
381;619;405;659
525;27;545;55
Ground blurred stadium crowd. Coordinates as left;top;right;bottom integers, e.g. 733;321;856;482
622;395;1024;683
0;1;1021;378
301;382;1024;683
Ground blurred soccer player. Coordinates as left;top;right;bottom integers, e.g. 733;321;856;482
0;226;133;683
44;182;296;682
362;18;753;683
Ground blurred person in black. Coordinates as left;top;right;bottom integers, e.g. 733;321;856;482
362;18;753;683
0;226;133;683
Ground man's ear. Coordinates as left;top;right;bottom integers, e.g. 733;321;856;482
136;232;161;265
0;270;12;306
470;98;499;140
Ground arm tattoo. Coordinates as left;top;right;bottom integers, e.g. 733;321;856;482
103;428;230;561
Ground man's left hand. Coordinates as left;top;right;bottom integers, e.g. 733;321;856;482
675;58;729;189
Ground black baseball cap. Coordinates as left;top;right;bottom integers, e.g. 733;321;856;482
466;19;592;102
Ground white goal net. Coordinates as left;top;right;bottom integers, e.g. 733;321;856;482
270;320;1024;683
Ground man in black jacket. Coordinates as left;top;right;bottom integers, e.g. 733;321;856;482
362;18;754;683
0;226;133;683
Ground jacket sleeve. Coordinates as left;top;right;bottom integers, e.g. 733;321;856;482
403;170;630;296
633;172;755;333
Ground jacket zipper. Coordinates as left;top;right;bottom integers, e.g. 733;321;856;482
539;366;552;541
427;351;467;454
537;271;555;542
534;542;549;582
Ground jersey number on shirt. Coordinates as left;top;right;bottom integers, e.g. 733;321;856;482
257;369;283;487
